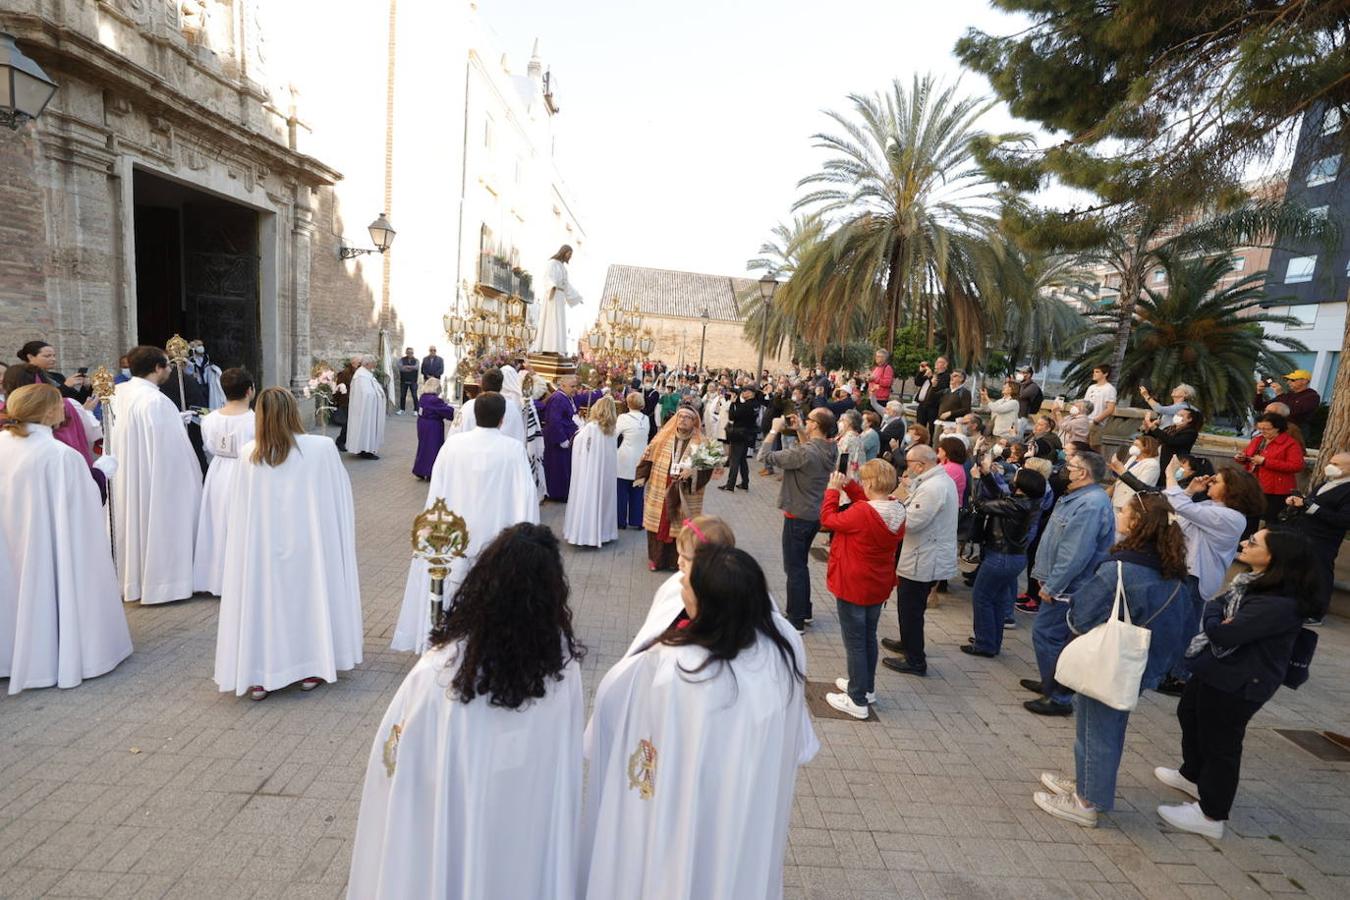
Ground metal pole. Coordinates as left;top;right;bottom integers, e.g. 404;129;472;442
699;321;707;371
755;300;769;381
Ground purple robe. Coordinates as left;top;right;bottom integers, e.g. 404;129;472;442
542;389;579;500
412;394;455;478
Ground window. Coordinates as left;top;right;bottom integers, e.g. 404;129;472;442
1307;154;1340;187
1098;292;1118;307
1287;304;1318;328
1324;107;1344;136
1152;269;1166;283
1309;205;1330;221
1321;352;1341;397
1284;255;1317;283
1228;255;1245;272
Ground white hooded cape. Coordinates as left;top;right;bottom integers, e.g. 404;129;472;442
580;620;819;899
0;427;133;694
108;376;203;605
454;395;526;443
392;427;541;652
624;572;684;658
346;367;387;454
562;421;619;548
192;410;256;595
529;257;584;355
503;365;547;500
212;435;363;695
347;644;584;899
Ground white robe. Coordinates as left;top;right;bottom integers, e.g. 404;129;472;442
346;367;387;454
562;422;619;548
0;426;133;694
392;427;541;652
212;435;363;695
193;410;256;595
108;376;203;605
581;619;818;900
347;643;584;899
624;572;684;657
702;394;728;442
454;395;526;443
529;257;584;355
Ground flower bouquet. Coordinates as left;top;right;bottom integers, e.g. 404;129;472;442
304;366;346;433
685;439;728;472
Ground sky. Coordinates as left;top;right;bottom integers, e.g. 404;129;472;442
478;0;1032;290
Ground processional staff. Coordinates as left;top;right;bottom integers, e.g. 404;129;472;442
90;365;117;563
411;498;470;636
165;333;190;419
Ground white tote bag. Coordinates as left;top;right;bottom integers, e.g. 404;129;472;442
1054;562;1152;711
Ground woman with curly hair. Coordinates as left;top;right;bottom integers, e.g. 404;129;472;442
349;522;586;898
1033;492;1191;828
582;545;817;899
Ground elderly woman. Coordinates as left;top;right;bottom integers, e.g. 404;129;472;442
1138;382;1197;428
412;377;455;481
1237;412;1305;526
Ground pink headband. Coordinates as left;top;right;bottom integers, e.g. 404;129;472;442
682;518;708;543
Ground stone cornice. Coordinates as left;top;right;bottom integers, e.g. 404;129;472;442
5;13;344;187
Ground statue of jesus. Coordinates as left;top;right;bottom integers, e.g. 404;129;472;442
530;244;583;356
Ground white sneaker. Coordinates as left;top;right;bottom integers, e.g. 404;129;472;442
1039;772;1076;797
1157;802;1223;839
1034;790;1097;827
825;691;870;720
834;678;877;704
1154;767;1200;799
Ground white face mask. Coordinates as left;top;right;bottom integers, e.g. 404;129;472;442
1127;445;1141;457
1174;467;1187;480
120;367;131;377
1327;464;1345;479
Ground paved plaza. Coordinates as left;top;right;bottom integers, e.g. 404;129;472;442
2;415;1349;899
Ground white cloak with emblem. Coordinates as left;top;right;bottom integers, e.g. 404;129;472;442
347;642;584;899
562;421;618;548
624;575;786;660
580;618;819;899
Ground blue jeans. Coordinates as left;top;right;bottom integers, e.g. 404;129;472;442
782;516;820;625
837;599;881;705
1032;599;1073;704
971;551;1025;654
617;478;645;529
1074;694;1131;810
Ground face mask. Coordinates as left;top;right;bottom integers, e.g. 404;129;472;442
992;444;1005;458
192;347;204;356
120;367;131;377
1174;467;1186;481
1327;464;1345;479
902;434;913;448
1127;445;1141;457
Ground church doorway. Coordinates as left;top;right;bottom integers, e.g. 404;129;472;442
132;169;261;377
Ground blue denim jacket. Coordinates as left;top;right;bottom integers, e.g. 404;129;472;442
1066;551;1190;691
1031;483;1115;597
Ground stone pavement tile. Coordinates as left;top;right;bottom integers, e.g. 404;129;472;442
160;878;257;900
103;873;176;900
47;868;125;898
0;866;67;900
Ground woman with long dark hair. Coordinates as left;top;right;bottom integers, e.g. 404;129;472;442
1034;493;1191;828
582;545;817;899
212;388;362;701
349;523;586;898
1154;529;1321;838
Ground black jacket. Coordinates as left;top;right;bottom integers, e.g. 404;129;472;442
916;369;950;413
972;475;1040;554
725;397;760;444
1143;424;1199;487
937;387;972;422
1290;481;1350;560
1018;380;1044;419
1188;592;1304;704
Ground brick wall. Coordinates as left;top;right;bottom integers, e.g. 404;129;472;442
0;129;55;361
645;315;793;372
308;187;384;370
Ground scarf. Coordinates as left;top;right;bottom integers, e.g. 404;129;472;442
1185;571;1258;659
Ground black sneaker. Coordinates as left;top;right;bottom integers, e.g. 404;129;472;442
1023;697;1072;716
717;485;735;492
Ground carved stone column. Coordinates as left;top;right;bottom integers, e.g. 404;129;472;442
290;187;315;389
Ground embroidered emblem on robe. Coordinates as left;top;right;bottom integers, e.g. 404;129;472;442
627;738;657;800
382;724;403;777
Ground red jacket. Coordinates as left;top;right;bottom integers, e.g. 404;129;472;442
1241;431;1304;495
868;364;894;401
820;483;905;605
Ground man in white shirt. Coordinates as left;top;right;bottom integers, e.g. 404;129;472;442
1082;364;1118;451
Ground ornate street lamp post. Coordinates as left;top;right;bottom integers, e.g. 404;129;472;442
698;308;710;372
0;33;58;130
755;272;779;381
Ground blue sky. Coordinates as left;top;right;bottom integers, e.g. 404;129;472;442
479;0;1029;285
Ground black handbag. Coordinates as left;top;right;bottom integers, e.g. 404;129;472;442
1283;627;1318;689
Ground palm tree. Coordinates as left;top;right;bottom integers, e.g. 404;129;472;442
785;74;1022;357
990;244;1091;371
741;214;824;359
1062;250;1307;419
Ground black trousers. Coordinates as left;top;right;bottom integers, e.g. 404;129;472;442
724;441;751;488
895;577;936;669
398;379;418;411
1177;678;1263;820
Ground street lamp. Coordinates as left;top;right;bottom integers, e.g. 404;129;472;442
697;308;711;372
755;271;779;380
0;33;59;130
339;212;397;260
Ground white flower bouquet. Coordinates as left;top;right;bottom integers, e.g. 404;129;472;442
305;366;344;427
686;439;728;471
